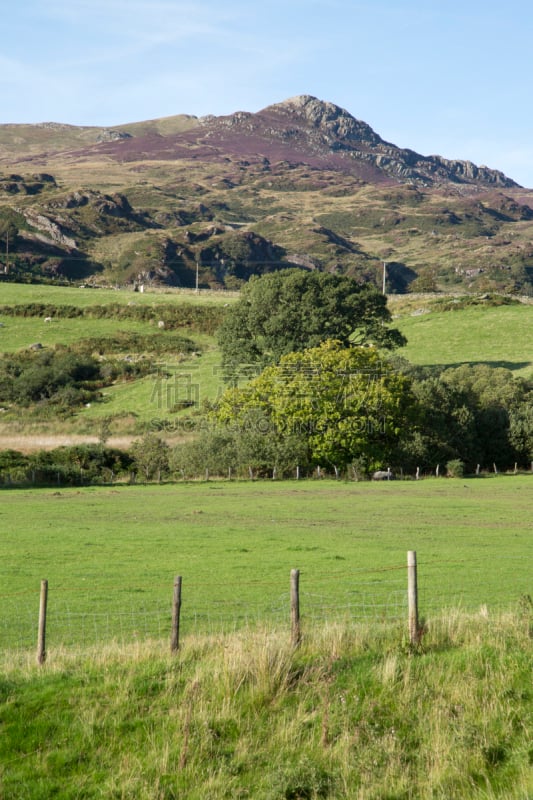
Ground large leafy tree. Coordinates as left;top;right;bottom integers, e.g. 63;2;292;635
214;340;415;471
217;269;406;380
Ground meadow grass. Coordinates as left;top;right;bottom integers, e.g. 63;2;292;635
0;314;158;352
79;333;222;427
391;302;533;376
0;610;531;799
1;477;530;651
0;285;531;434
0;282;237;308
0;287;223;429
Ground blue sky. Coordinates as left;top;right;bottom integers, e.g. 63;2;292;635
3;0;533;187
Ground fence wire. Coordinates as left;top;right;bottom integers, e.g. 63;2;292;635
1;558;526;653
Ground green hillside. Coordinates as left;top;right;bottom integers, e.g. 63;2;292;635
0;285;531;443
390;295;533;377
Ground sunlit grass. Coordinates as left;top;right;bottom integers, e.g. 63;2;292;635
0;281;237;307
391;301;533;376
1;610;531;799
1;477;530;651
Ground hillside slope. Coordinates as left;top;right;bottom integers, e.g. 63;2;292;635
1;96;532;293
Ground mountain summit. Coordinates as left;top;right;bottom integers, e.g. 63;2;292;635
207;95;518;188
50;95;518;190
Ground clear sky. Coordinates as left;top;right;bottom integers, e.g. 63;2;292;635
2;0;533;187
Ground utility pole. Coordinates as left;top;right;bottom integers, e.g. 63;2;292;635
5;231;9;274
382;261;386;295
195;259;199;294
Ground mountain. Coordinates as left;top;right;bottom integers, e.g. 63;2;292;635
0;95;532;294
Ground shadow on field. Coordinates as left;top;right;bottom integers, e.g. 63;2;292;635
430;359;531;372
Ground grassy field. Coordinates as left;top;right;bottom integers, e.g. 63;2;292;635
0;283;228;433
0;282;238;308
391;300;533;376
0;314;157;352
0;278;531;800
1;476;530;651
1;478;531;798
0;285;531;438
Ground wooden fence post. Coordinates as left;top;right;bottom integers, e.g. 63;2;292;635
37;579;48;665
171;576;182;654
407;551;419;647
290;569;301;648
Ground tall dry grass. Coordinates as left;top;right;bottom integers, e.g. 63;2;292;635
1;608;531;798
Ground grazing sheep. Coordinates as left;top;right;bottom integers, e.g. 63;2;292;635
372;468;394;481
157;320;165;329
44;316;52;323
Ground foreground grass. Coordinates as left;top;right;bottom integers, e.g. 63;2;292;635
1;611;531;799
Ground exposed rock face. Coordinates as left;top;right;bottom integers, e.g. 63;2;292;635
0;173;57;195
263;95;383;147
255;96;518;188
96;129;132;143
20;209;77;249
45;189;133;216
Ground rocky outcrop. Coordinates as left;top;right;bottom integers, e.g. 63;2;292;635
263;95;383;147
45;189;133;216
0;173;57;195
222;95;521;189
20;209;77;249
96;129;132;143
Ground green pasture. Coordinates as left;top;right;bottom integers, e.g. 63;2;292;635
393;302;533;376
79;335;221;425
1;476;530;651
0;281;237;308
0;314;159;352
0;304;222;426
0;285;531;433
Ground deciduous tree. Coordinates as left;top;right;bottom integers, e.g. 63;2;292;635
217;269;406;380
215;340;414;471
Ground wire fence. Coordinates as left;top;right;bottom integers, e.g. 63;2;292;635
2;555;528;655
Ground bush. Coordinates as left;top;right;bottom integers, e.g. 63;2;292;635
446;458;465;478
130;434;170;481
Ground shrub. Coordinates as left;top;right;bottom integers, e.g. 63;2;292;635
446;458;465;478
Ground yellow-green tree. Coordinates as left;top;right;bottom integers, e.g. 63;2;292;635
215;341;414;470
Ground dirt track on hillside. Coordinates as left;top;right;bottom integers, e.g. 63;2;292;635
0;434;188;452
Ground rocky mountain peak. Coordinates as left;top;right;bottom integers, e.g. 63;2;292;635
253;96;517;188
260;95;383;147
